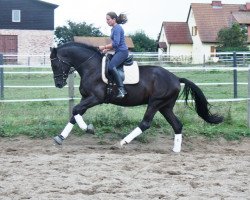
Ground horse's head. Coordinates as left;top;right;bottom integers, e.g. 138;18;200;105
50;42;103;88
50;47;71;88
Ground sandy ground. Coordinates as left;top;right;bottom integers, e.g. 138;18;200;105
0;134;249;200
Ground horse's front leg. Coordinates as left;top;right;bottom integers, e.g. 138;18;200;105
53;95;101;145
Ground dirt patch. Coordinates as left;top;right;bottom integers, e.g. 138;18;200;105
0;134;249;200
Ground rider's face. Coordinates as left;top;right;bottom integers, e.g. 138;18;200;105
106;15;116;27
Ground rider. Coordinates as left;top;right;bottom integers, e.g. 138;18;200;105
99;12;129;99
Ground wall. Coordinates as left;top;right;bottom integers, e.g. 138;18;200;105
158;26;192;56
168;44;192;57
0;29;54;64
0;0;57;30
158;26;168;54
187;8;219;64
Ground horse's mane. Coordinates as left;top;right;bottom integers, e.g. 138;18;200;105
57;41;102;56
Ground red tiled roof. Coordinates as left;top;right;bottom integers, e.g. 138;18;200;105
232;12;250;24
162;22;193;44
191;3;246;42
74;36;134;49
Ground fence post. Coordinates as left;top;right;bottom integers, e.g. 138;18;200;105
203;54;205;68
68;72;75;119
233;52;237;98
28;56;31;79
243;53;246;67
43;53;46;65
0;54;4;100
248;65;250;128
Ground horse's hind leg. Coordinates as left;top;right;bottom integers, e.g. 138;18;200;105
159;106;183;152
120;103;159;146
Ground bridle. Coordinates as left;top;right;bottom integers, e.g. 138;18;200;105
50;52;98;80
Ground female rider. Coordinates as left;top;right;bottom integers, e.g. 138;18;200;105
99;12;128;99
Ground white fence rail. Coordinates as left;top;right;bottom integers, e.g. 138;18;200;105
1;53;250;126
2;51;250;66
0;65;249;102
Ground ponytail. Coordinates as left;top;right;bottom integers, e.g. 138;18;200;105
107;12;128;24
117;13;127;24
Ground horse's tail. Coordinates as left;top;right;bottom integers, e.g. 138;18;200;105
179;78;223;124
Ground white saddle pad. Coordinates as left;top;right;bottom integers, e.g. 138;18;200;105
101;56;139;84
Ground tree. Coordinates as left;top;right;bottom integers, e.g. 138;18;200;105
54;20;104;45
217;23;249;51
129;31;157;52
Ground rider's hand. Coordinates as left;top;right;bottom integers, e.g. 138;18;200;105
102;49;109;53
98;45;109;53
98;45;105;51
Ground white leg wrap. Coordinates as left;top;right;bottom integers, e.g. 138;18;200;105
120;127;142;146
74;114;87;130
172;134;182;153
61;123;74;139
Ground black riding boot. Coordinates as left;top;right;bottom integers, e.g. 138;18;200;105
111;68;127;99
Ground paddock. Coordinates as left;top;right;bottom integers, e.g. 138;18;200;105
0;53;250;199
0;134;249;199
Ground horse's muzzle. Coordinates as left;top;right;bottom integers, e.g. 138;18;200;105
55;80;67;88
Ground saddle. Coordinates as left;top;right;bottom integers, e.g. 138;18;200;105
101;54;139;85
102;53;139;102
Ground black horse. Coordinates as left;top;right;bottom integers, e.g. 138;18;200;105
50;42;223;152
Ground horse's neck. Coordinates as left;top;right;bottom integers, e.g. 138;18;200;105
75;53;102;78
61;46;102;78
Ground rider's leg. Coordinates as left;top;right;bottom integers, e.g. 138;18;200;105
110;67;127;98
108;50;128;99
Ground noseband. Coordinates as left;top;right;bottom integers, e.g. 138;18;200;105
50;57;72;82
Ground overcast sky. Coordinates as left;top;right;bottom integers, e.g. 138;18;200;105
43;0;248;39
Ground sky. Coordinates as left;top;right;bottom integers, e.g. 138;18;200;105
43;0;248;40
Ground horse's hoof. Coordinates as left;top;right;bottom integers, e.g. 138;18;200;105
110;142;124;150
86;124;95;134
53;135;64;145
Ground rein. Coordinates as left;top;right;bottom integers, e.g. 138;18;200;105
51;51;98;77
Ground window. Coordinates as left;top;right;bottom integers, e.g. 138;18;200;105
12;10;21;22
192;26;197;36
210;46;216;57
211;46;216;53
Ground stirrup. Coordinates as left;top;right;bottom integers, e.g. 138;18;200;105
116;88;127;99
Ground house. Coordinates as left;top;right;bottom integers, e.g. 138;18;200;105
158;22;193;56
74;36;135;51
0;0;58;63
158;1;250;63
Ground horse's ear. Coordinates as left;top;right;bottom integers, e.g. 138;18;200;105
50;47;57;53
50;47;57;57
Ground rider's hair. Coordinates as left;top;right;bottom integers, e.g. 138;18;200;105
107;12;127;24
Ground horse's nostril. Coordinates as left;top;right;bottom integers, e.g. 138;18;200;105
56;83;62;88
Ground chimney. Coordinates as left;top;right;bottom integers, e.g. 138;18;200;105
246;3;250;10
212;1;222;8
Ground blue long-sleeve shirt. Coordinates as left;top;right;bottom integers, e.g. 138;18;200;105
111;24;128;52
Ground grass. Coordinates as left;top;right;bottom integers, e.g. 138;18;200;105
0;68;250;141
